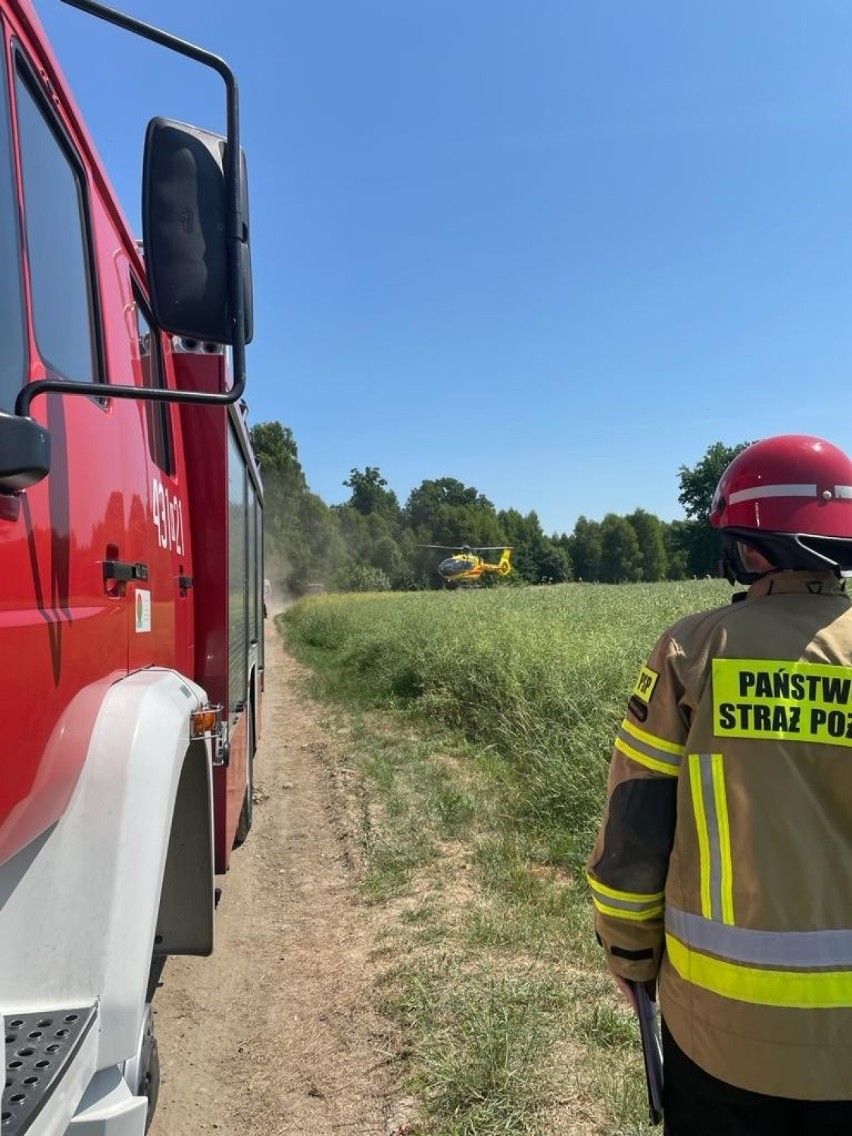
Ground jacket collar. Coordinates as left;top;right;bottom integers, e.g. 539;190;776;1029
746;571;848;599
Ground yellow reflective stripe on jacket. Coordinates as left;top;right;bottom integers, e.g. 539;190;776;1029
621;719;685;756
689;755;712;917
666;933;852;1009
688;753;735;925
586;874;664;905
593;898;665;921
614;719;684;776
587;873;664;921
711;754;734;924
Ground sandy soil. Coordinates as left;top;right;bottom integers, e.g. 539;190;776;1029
148;613;410;1136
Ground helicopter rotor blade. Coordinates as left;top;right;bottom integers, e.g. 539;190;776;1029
416;544;513;551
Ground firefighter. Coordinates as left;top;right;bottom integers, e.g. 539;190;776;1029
587;434;852;1134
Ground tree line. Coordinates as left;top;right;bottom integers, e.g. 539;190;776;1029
249;421;748;594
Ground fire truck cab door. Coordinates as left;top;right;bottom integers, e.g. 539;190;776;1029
0;28;135;861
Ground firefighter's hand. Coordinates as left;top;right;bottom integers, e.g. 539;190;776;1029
613;974;656;1015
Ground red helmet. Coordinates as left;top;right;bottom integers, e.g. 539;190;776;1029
710;435;852;581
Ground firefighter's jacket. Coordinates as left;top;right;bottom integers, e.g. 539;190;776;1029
587;571;852;1100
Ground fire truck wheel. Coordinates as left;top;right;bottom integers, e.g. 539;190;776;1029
125;1003;160;1131
141;1029;160;1132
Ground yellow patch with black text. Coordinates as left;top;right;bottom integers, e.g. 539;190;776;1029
632;665;659;703
714;658;852;745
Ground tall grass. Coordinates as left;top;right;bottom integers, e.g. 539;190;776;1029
280;580;732;1135
283;580;729;870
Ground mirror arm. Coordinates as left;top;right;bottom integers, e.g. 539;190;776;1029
57;0;247;386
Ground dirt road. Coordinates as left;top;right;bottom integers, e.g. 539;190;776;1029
149;617;408;1136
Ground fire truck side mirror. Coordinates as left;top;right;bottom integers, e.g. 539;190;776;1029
142;118;253;347
0;412;51;493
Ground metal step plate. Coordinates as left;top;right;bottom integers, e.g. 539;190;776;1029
3;1006;96;1136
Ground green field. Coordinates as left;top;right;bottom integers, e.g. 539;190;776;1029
281;579;732;1136
283;579;729;866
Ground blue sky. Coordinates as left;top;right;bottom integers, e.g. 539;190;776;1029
34;0;852;535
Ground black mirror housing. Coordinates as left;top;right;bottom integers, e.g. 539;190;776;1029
0;412;50;493
142;117;252;345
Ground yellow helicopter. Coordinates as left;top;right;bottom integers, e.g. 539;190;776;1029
421;545;513;586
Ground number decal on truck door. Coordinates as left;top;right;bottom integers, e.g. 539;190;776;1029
152;477;185;554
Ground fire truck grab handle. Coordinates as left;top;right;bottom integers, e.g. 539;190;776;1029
103;561;150;583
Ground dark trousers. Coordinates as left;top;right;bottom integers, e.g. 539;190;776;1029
662;1020;852;1136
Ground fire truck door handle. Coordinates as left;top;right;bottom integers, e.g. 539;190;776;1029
103;560;149;583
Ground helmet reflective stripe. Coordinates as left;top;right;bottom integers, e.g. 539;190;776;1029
727;483;816;505
834;485;852;499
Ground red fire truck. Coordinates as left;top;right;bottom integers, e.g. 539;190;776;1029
0;0;260;1131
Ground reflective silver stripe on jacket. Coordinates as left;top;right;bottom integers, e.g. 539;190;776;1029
666;906;852;968
689;753;734;925
615;720;683;775
587;879;662;916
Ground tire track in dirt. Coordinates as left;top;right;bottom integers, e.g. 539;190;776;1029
149;615;407;1136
